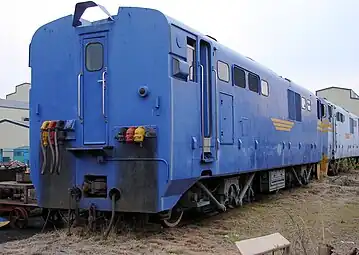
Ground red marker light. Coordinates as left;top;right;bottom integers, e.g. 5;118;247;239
125;127;136;143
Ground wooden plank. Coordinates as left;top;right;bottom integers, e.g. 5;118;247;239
0;181;34;189
0;199;37;207
235;233;290;255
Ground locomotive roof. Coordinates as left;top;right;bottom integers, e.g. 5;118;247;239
165;13;315;97
34;6;317;100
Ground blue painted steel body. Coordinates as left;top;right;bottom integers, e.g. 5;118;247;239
29;4;348;215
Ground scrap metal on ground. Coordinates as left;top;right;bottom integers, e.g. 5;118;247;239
0;161;37;229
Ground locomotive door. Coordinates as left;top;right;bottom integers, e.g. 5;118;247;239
81;33;108;145
199;39;216;162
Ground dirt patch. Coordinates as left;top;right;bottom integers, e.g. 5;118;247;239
329;173;359;187
1;171;359;255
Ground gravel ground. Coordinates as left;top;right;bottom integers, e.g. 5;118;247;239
1;170;359;255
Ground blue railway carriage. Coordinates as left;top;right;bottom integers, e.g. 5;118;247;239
29;1;328;227
319;98;359;171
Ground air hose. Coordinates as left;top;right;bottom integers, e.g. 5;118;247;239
67;190;72;235
103;193;116;239
55;120;65;174
48;131;55;174
54;131;59;174
40;121;50;175
40;139;47;175
67;187;82;235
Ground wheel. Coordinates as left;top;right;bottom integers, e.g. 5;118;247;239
161;208;184;228
9;207;28;229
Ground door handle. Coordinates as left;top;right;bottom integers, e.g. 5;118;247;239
77;73;82;119
98;69;107;118
200;64;205;161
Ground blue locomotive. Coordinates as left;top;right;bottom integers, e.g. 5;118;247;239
29;1;359;228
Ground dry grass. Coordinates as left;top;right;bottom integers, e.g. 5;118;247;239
1;170;359;255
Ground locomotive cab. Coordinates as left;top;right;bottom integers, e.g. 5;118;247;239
30;2;176;219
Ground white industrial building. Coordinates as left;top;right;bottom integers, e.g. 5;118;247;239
316;86;359;117
0;83;30;160
6;82;30;102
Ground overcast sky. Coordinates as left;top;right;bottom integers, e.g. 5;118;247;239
1;0;358;98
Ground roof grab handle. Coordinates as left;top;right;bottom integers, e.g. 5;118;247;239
72;1;114;27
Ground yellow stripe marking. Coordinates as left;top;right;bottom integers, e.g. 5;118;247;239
317;120;333;132
273;123;293;128
271;118;294;131
274;127;291;132
271;118;294;126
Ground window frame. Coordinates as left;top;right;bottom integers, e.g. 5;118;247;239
317;100;321;120
301;97;306;110
306;99;311;111
248;72;260;93
287;89;302;122
336;112;341;122
217;60;230;83
321;103;326;118
261;79;269;97
186;39;196;82
328;105;333;118
232;65;246;88
85;42;104;72
350;117;354;134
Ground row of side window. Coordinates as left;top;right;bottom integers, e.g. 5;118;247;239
185;40;269;96
217;60;269;97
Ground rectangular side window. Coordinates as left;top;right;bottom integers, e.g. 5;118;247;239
328;105;332;122
233;66;246;88
248;73;259;93
354;120;357;132
301;97;306;109
288;90;295;120
288;89;302;121
295;92;302;121
321;103;326;118
217;61;230;82
261;80;269;96
328;105;332;117
307;99;311;111
187;38;196;82
350;117;354;134
317;100;321;120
